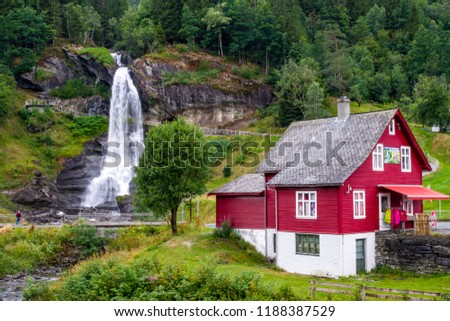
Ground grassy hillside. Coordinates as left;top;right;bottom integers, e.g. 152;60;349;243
0;88;108;213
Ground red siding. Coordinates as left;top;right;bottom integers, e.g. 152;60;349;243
266;173;276;228
216;195;265;229
341;114;423;233
277;187;339;233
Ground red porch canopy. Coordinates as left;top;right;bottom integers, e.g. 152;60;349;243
379;185;449;200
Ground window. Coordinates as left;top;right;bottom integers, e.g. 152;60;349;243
372;144;384;171
353;190;366;219
273;233;277;254
296;191;317;219
389;119;395;135
401;146;411;172
296;234;320;256
403;197;414;216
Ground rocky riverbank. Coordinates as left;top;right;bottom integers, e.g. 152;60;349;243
0;267;63;301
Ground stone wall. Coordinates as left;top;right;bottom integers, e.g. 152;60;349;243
375;232;450;274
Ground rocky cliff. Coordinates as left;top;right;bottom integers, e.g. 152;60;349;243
130;51;272;128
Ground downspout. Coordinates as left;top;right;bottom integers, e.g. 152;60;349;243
264;182;268;258
267;184;278;261
338;184;344;276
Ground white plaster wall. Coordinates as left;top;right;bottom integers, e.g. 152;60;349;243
276;232;376;277
235;229;267;256
342;232;376;276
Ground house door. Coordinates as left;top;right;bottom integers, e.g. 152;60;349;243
356;239;366;273
378;193;391;230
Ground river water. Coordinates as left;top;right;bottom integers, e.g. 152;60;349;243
0;267;63;301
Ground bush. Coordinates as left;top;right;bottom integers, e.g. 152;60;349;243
18;107;55;132
68;223;105;259
214;220;237;239
223;165;231;177
49;79;94;99
24;258;299;301
68;116;108;137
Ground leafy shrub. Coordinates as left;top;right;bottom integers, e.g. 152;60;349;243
223;165;231;177
214;220;237;239
24;258;298;301
95;82;110;98
232;64;262;80
68;223;105;259
34;68;54;81
68;116;108;137
49;79;94;99
18;107;55;132
77;47;115;68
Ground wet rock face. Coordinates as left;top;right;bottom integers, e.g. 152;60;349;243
55;133;107;212
62;47;115;87
16;56;76;92
130;57;273;127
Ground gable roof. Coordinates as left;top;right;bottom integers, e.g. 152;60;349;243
258;109;430;187
209;173;265;195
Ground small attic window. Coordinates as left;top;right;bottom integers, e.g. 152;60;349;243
389;119;395;135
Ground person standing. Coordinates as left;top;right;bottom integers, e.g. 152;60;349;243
15;210;21;226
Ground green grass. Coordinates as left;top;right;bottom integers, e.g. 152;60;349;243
77;47;115;68
411;126;450;216
28;228;450;300
0;91;108;209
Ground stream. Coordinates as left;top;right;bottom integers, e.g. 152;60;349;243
0;267;63;301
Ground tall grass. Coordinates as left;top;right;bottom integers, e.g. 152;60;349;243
77;47;115;68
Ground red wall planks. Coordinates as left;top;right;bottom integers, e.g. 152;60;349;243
216;195;265;229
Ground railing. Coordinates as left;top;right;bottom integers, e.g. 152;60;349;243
201;127;280;137
309;280;446;301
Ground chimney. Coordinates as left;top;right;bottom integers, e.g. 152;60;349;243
337;96;350;121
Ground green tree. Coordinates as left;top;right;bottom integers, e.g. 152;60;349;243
135;118;212;234
365;4;386;35
202;3;231;57
0;68;16;121
0;6;52;74
407;24;442;81
227;0;255;64
255;1;281;74
275;59;319;126
413;75;450;131
304;81;326;120
178;4;200;44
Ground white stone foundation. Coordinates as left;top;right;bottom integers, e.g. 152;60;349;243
276;232;376;277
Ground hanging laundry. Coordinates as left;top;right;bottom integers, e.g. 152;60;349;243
400;209;407;222
384;209;391;224
393;208;401;226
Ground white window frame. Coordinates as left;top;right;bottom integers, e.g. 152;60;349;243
389;119;395;135
401;146;411;172
353;190;366;219
372;143;384;171
403;196;414;216
296;191;317;219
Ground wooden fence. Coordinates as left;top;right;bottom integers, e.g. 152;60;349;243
201;127;280;137
414;213;430;236
309;280;445;301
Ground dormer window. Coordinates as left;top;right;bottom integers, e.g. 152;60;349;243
372;144;384;171
389;119;395;135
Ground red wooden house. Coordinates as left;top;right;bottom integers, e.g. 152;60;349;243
210;98;448;277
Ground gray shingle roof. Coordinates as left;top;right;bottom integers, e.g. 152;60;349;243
258;110;398;187
209;173;265;195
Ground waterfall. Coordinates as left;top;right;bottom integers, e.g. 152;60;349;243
82;53;144;208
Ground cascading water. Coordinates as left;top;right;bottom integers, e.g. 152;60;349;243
82;53;144;208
